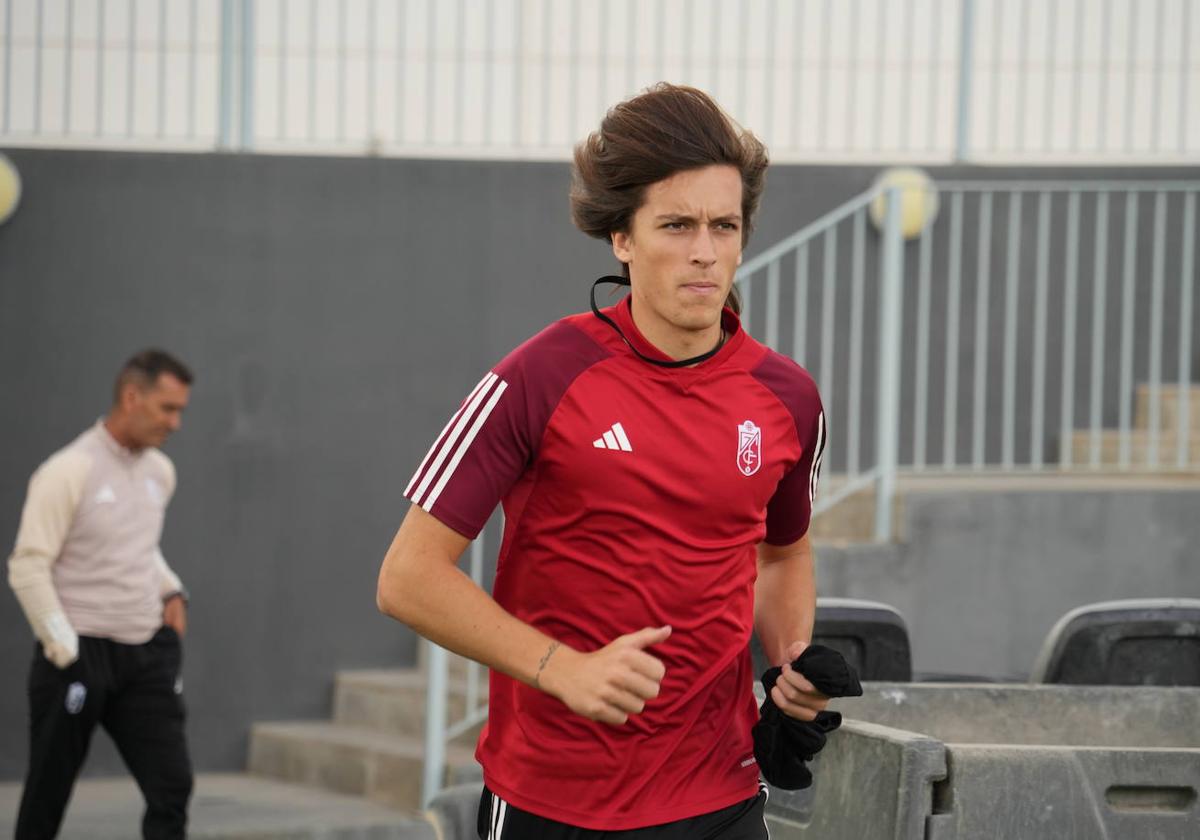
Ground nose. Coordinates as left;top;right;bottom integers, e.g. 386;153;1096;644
690;227;717;267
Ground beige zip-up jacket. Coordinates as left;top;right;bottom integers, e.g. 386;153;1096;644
8;421;184;666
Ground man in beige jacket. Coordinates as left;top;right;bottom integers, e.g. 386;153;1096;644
8;349;194;840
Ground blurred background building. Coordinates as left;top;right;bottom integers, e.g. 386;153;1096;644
2;0;1198;161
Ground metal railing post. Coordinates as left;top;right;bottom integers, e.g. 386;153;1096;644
240;0;255;149
422;639;448;808
954;0;977;161
2;0;12;134
465;539;484;713
218;0;237;149
874;187;904;541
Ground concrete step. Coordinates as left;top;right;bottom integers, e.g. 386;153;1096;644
0;773;434;839
809;487;873;541
248;721;477;813
808;475;897;542
333;668;486;744
1134;383;1200;432
1069;429;1200;468
812;472;1200;544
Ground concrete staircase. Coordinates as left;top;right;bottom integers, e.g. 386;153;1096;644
1068;383;1200;468
4;660;492;837
248;661;484;813
811;383;1200;544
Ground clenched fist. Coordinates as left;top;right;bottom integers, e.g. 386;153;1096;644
538;625;672;726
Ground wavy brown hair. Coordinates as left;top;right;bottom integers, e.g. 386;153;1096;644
570;83;769;312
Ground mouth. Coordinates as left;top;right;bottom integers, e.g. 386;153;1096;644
679;281;722;296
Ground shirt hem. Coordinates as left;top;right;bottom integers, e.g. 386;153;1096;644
65;609;162;645
481;771;761;831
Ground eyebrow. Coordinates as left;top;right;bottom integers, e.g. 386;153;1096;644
654;213;743;223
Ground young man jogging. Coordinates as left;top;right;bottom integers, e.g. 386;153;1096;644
378;84;828;838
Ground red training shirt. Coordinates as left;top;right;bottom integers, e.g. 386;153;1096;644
405;296;826;830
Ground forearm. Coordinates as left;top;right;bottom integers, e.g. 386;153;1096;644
754;538;816;666
383;562;563;685
8;549;77;662
9;450;90;665
376;512;567;692
378;506;670;726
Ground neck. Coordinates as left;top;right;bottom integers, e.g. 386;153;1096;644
103;415;140;451
629;299;724;363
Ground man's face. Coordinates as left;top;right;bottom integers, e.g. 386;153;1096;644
124;374;190;449
611;164;743;344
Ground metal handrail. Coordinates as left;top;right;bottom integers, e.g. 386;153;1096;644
738;184;905;540
739;187;885;278
737;177;1198;546
421;526;492;806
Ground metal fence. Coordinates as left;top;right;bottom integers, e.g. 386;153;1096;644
3;0;1198;161
740;183;908;538
738;177;1199;537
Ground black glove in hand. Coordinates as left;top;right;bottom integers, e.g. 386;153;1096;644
752;644;864;790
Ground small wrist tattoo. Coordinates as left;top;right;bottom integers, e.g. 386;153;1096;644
533;641;561;688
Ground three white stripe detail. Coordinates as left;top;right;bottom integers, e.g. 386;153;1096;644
404;372;493;498
406;371;508;511
759;782;772;838
592;422;633;452
489;792;508;839
809;411;826;503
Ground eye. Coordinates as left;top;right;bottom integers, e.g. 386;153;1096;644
663;221;686;231
715;221;739;232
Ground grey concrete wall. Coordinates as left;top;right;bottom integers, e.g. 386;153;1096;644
0;149;613;778
0;148;1196;779
817;485;1200;680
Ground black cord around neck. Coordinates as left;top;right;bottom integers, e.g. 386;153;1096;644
589;275;726;369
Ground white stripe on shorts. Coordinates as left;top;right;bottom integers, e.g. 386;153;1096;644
759;782;771;839
490;792;509;839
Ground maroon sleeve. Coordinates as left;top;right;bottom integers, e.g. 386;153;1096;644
403;320;610;539
751;353;827;546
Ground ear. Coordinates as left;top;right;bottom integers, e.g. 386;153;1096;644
119;381;141;410
611;230;633;266
737;253;743;265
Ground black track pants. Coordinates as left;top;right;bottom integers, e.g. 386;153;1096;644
15;627;193;840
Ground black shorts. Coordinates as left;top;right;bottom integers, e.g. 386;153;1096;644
477;784;770;840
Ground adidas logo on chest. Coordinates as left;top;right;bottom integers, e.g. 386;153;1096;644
592;422;633;453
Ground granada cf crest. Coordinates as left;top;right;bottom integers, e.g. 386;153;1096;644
737;420;762;476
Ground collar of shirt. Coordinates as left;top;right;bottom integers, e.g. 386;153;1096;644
94;418;142;463
609;295;746;369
